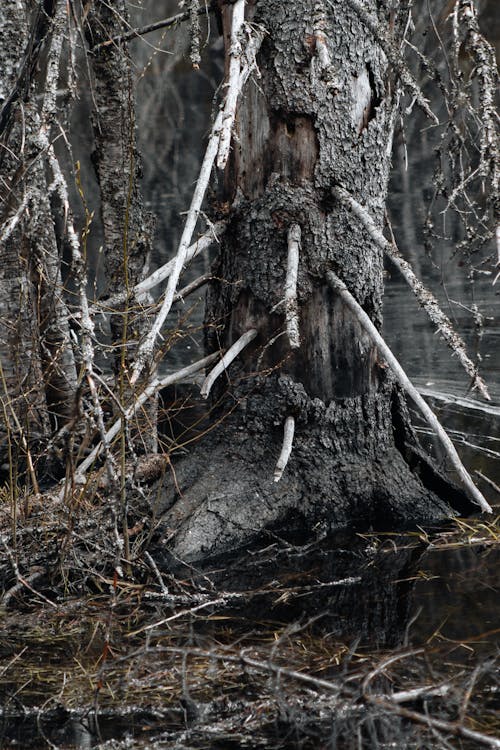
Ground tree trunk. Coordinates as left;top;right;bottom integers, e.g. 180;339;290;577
84;0;156;451
156;0;470;563
0;1;78;481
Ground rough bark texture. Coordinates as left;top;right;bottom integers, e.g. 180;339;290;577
0;1;77;474
85;0;156;449
155;0;470;564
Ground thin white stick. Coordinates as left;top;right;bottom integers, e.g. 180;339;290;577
73;354;218;480
200;329;257;399
98;221;226;312
274;416;295;482
325;270;492;514
217;0;245;170
130;29;263;385
285;224;301;349
0;194;29;244
334;186;491;401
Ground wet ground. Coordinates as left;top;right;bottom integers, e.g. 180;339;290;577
1;513;499;749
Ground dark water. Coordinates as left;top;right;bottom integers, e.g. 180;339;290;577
1;2;499;748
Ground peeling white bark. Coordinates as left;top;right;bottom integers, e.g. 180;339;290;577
326;270;492;514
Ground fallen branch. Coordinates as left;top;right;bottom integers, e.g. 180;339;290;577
200;329;257;399
333;186;490;401
362;650;500;749
285;224;301;349
326;270;492;513
274;416;295;482
130;28;264;385
217;0;245;170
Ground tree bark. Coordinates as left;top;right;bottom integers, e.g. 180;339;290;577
158;1;472;563
84;0;156;451
0;1;78;480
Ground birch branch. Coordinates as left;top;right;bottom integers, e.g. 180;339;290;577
73;354;218;480
217;0;245;170
325;270;492;514
200;329;257;399
285;224;301;349
333;186;491;401
274;416;295;482
130;28;263;385
97;221;226;312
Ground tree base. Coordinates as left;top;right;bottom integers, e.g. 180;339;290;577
155;380;471;565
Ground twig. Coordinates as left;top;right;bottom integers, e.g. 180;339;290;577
130;28;263;385
0;194;29;244
200;329;257;399
91;6;211;51
326;270;492;513
475;470;500;495
285;224;301;349
334;186;491;401
73;354;218;480
274;416;295;482
217;0;245;170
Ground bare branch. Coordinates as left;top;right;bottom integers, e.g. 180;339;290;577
97;221;227;313
73;354;218;481
326;270;492;513
200;329;257;399
334;186;491;401
285;224;301;350
217;0;245;170
130;28;264;385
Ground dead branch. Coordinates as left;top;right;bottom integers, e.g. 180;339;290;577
326;270;492;513
334;186;491;401
285;224;301;349
130;27;264;385
91;6;211;51
217;0;245;170
200;329;257;399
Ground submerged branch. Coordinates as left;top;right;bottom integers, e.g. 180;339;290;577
326;270;492;514
334;186;491;401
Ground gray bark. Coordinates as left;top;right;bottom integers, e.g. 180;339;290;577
157;0;470;564
0;1;78;474
84;0;156;449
